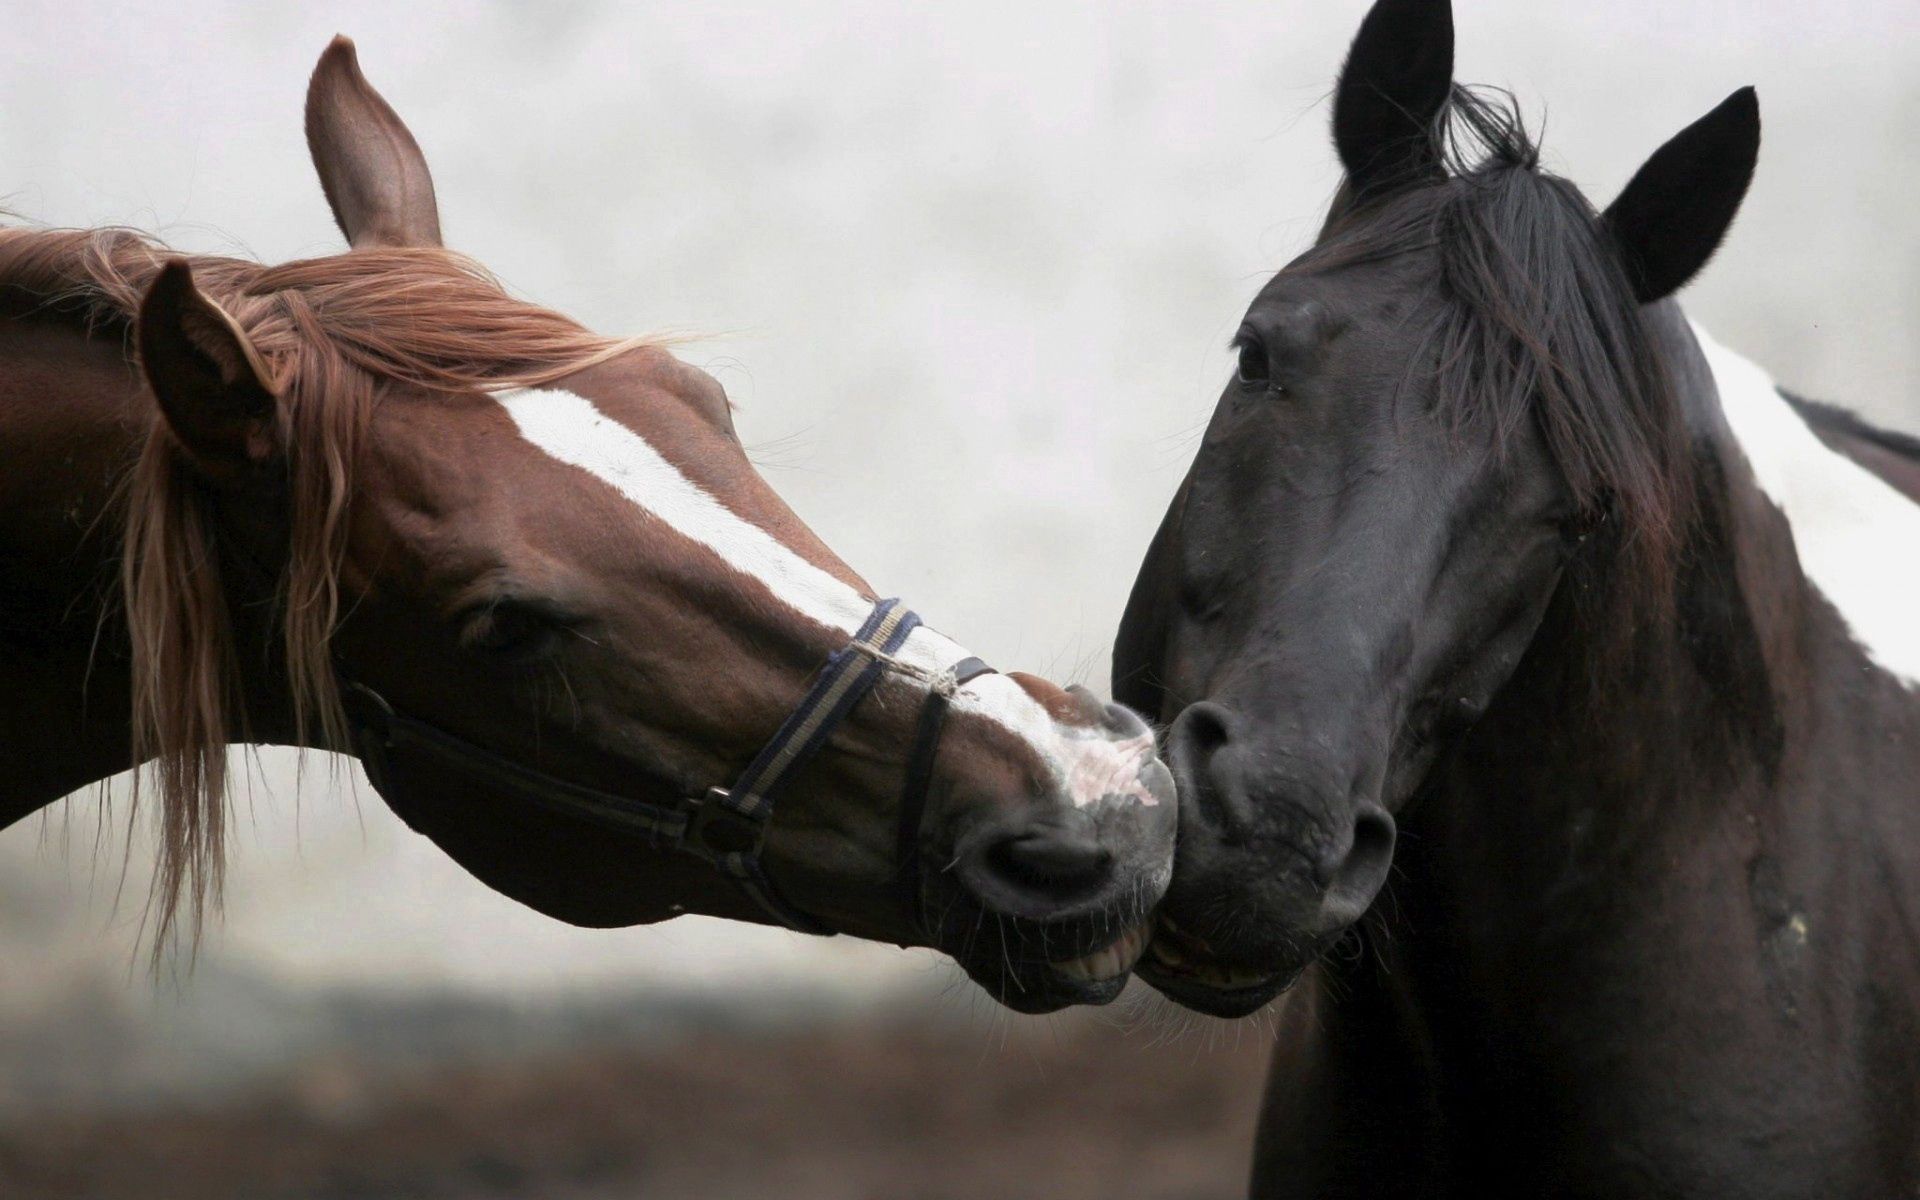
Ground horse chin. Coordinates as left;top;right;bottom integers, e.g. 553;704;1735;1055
972;970;1131;1015
1136;960;1295;1018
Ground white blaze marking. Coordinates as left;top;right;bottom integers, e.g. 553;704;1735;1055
1693;322;1920;688
496;387;1158;805
498;387;871;637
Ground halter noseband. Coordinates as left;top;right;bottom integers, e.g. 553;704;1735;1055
341;598;992;937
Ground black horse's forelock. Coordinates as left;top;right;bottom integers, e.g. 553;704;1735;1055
1313;85;1694;612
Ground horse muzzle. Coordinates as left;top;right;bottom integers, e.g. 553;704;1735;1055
916;694;1178;1012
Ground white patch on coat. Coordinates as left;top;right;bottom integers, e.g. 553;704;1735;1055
495;387;1158;804
1693;322;1920;688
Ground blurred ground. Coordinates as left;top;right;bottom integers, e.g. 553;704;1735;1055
0;1005;1270;1200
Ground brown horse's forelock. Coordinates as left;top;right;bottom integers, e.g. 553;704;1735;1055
0;225;655;951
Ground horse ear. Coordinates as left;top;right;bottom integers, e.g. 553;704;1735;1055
305;36;444;249
1332;0;1454;202
137;260;283;483
1601;88;1760;304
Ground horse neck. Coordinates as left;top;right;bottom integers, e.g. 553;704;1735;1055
0;315;295;827
1378;301;1835;1034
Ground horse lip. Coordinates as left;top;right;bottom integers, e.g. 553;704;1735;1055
1136;955;1296;1018
1136;914;1299;1014
956;952;1132;1013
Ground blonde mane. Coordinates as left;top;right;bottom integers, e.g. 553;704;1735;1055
0;226;654;951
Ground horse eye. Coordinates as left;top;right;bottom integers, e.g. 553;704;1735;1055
461;601;564;664
1234;338;1272;388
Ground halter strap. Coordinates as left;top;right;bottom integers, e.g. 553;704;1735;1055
894;655;996;922
341;597;990;939
682;598;920;934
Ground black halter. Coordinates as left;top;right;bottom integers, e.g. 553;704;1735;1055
341;598;993;937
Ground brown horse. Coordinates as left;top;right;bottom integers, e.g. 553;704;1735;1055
0;39;1174;1013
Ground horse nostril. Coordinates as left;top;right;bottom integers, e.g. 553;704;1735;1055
1168;701;1251;832
1171;701;1235;761
956;811;1121;918
1319;806;1396;928
1100;700;1153;740
990;829;1114;889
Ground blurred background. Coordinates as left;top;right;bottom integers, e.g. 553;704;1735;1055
1;2;1914;1196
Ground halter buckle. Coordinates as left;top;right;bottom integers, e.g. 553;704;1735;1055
682;786;769;864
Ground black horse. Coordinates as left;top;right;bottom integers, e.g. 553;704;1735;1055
1116;0;1920;1193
